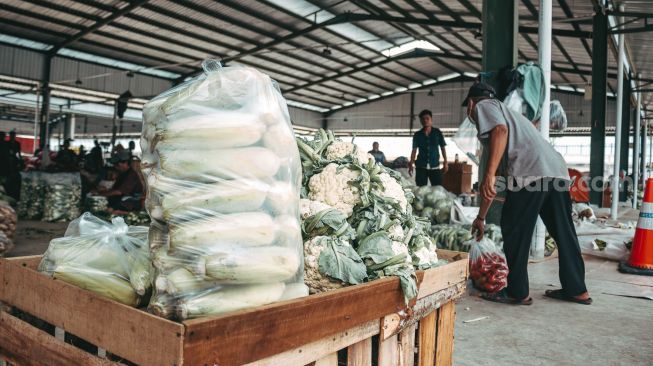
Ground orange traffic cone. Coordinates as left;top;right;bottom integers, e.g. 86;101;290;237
619;178;653;275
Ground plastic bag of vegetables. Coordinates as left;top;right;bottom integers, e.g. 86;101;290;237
141;60;306;320
38;212;152;307
18;171;45;220
468;238;508;294
42;172;82;222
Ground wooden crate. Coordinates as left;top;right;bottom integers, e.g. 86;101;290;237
0;250;468;366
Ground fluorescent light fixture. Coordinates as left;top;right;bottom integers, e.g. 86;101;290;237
343;101;354;107
0;88;143;121
422;79;437;86
382;40;440;58
285;99;329;113
355;98;366;103
368;94;380;100
381;91;394;96
557;85;575;92
57;49;180;79
437;73;461;82
394;87;408;92
331;105;343;110
463;72;479;78
408;83;422;89
0;34;51;51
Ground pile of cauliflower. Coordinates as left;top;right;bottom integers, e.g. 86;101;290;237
296;129;441;302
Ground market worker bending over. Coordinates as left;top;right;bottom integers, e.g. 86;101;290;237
409;109;448;186
98;150;143;212
464;82;591;305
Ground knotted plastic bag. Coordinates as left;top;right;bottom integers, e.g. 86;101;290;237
38;212;152;307
467;237;508;293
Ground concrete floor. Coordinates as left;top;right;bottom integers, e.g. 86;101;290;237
454;255;653;366
7;220;67;257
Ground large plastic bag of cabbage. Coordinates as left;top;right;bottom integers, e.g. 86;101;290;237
38;212;152;307
141;60;306;320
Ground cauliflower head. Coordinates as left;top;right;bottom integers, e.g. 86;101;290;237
391;241;413;264
375;172;408;212
303;236;350;294
308;163;361;217
325;141;371;164
300;199;333;220
410;235;439;268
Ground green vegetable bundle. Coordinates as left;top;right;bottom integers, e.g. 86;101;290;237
411;185;455;224
141;62;307;320
430;223;503;252
297;129;442;303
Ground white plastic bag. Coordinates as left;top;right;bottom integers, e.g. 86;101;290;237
38;212;152;306
142;60;305;320
452;117;480;165
549;100;568;131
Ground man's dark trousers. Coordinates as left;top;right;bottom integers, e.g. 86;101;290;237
415;167;443;186
500;178;587;299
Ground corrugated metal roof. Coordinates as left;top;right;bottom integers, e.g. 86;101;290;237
0;0;651;112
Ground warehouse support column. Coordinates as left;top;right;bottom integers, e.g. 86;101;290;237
619;79;631;176
33;84;40;153
531;0;552;259
642;104;649;183
64;113;75;141
39;54;53;167
481;0;518;225
611;4;625;220
590;6;609;206
39;54;52;150
633;76;642;207
409;92;415;135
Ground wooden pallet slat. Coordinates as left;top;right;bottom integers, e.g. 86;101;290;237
347;338;372;366
182;276;406;366
0;259;185;366
399;324;416;366
313;352;338;366
434;302;456;366
0;311;116;366
378;334;399;366
245;319;378;366
418;310;437;366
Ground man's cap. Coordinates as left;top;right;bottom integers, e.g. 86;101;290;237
462;82;497;107
110;150;131;164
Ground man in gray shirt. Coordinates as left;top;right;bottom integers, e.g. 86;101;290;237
463;82;591;305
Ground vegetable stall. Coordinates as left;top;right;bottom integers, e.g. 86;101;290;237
0;63;468;365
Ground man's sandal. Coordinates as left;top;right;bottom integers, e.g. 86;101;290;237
481;291;533;305
544;289;593;305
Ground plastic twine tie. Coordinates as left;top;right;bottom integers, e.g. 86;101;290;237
202;59;223;74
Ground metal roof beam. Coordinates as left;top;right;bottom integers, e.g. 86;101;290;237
225;0;419;88
557;0;593;61
51;0;149;53
522;0;588;83
147;2;387;94
221;12;590;63
286;49;476;94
